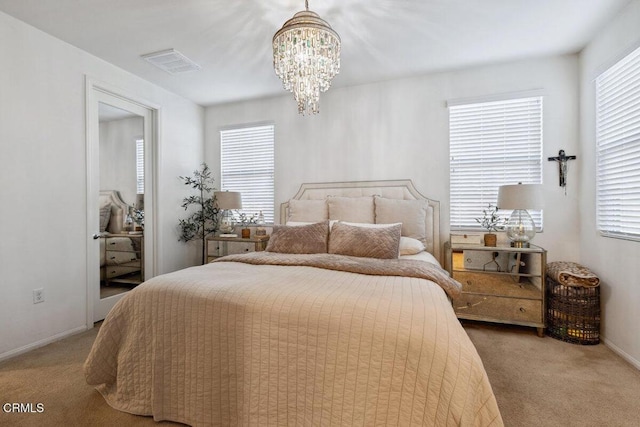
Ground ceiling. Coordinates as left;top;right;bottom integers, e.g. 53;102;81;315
0;0;631;107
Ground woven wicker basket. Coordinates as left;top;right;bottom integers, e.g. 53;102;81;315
546;277;600;345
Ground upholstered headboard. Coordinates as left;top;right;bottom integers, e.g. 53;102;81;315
280;180;441;262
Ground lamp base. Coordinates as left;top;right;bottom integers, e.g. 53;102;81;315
510;241;530;248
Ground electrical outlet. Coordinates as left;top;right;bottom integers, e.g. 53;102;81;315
33;288;44;304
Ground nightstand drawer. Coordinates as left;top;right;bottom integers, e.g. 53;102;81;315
453;294;542;324
105;265;140;279
453;272;540;299
208;241;257;257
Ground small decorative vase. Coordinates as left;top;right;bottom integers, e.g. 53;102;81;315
241;228;250;239
484;233;497;247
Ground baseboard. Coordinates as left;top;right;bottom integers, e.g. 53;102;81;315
602;336;640;371
0;325;88;363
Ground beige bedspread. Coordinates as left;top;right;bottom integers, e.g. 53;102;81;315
85;253;502;426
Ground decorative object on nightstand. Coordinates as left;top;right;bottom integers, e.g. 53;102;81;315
474;203;505;247
214;190;242;237
237;212;257;239
133;194;144;231
446;240;547;337
255;211;267;237
124;209;134;232
498;183;543;248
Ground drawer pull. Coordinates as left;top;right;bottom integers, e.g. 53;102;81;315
456;297;486;310
519;307;526;312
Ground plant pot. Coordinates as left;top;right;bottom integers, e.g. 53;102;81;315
241;228;250;239
484;233;497;247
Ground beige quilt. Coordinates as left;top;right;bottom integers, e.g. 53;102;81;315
85;253;502;426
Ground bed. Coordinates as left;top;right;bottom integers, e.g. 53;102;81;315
99;190;142;283
85;180;503;426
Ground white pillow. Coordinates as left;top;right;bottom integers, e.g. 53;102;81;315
399;236;426;255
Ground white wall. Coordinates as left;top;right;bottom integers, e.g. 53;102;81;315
0;11;205;359
205;54;580;264
99;117;143;206
579;0;640;369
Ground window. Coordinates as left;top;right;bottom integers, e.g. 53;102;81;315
136;138;144;194
449;96;543;230
596;45;640;241
220;124;275;224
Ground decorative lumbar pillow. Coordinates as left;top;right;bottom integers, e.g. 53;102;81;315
327;196;375;223
266;221;329;254
399;236;426;255
99;204;112;232
287;199;329;222
374;196;427;241
328;221;401;259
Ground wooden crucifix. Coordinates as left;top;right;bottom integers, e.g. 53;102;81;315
548;149;577;189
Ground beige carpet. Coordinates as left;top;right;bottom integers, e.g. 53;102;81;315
1;321;639;426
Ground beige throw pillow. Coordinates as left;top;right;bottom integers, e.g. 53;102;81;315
327;196;375;223
374;196;427;242
266;221;329;254
328;222;401;259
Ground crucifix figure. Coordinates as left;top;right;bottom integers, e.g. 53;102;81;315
548;149;577;192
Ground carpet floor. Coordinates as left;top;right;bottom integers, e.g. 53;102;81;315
1;321;639;426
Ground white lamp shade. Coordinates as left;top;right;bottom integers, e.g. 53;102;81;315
214;191;242;210
497;184;544;210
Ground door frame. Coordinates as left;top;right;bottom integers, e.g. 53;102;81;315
85;76;159;325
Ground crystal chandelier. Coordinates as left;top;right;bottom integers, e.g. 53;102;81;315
272;0;341;115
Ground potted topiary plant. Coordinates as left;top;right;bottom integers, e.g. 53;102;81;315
178;163;220;264
475;203;505;247
237;212;257;238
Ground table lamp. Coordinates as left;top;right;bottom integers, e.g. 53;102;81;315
497;183;543;248
214;191;242;237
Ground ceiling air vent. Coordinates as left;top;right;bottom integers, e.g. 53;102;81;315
141;49;201;75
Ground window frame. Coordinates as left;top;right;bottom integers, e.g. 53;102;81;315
219;123;275;225
448;94;544;231
595;44;640;242
135;137;144;195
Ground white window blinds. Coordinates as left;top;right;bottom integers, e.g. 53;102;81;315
136;138;144;194
449;96;543;230
596;45;640;241
220;124;275;224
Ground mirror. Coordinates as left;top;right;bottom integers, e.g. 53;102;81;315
98;102;144;300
